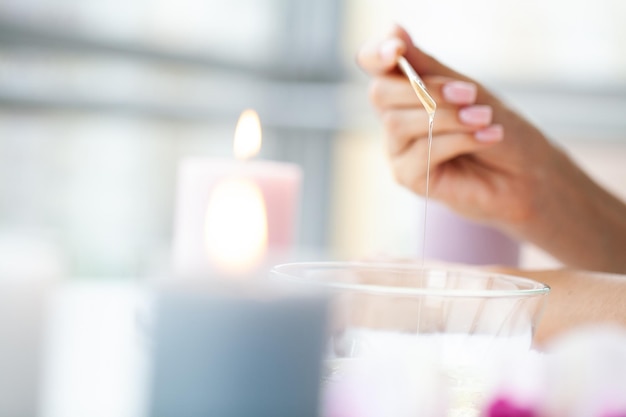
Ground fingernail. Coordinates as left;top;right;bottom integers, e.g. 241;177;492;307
459;105;492;126
380;39;402;64
443;81;478;104
475;124;504;143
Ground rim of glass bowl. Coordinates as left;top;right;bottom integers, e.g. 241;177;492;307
270;262;550;298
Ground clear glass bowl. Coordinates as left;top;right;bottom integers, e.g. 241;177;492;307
270;262;551;417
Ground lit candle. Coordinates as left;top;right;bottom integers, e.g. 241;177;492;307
172;109;302;278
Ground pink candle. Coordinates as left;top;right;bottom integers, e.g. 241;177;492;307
172;110;302;278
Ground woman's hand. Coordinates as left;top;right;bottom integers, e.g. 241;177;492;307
357;25;556;226
356;25;626;273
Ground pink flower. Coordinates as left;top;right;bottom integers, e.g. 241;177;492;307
486;397;539;417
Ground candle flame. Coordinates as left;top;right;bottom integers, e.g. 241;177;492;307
233;109;262;160
204;178;268;275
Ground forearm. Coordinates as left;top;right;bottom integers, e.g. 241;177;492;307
524;269;626;346
486;267;626;346
510;147;626;274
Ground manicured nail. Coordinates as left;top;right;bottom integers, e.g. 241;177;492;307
379;39;402;64
443;81;478;104
475;124;504;143
459;105;492;126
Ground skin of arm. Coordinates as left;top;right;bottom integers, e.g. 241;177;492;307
491;268;626;347
357;25;626;273
362;257;626;347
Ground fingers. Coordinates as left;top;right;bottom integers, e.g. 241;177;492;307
357;37;406;75
382;109;429;155
441;80;479;105
390;25;461;78
357;24;465;79
369;76;420;110
370;75;479;111
391;128;504;194
383;106;494;156
474;125;505;143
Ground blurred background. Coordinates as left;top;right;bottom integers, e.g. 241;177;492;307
1;0;626;279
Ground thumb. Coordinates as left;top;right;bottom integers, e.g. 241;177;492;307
390;25;465;80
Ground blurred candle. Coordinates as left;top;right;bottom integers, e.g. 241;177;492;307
420;201;520;266
172;110;302;277
0;233;63;416
149;290;328;417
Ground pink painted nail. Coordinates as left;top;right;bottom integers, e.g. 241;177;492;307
443;81;478;104
475;124;504;143
459;105;492;126
379;39;402;64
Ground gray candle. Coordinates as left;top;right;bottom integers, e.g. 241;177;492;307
148;290;328;417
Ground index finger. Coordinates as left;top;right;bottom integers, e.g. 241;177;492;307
356;37;406;76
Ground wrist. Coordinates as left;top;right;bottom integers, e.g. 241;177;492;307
511;147;626;273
